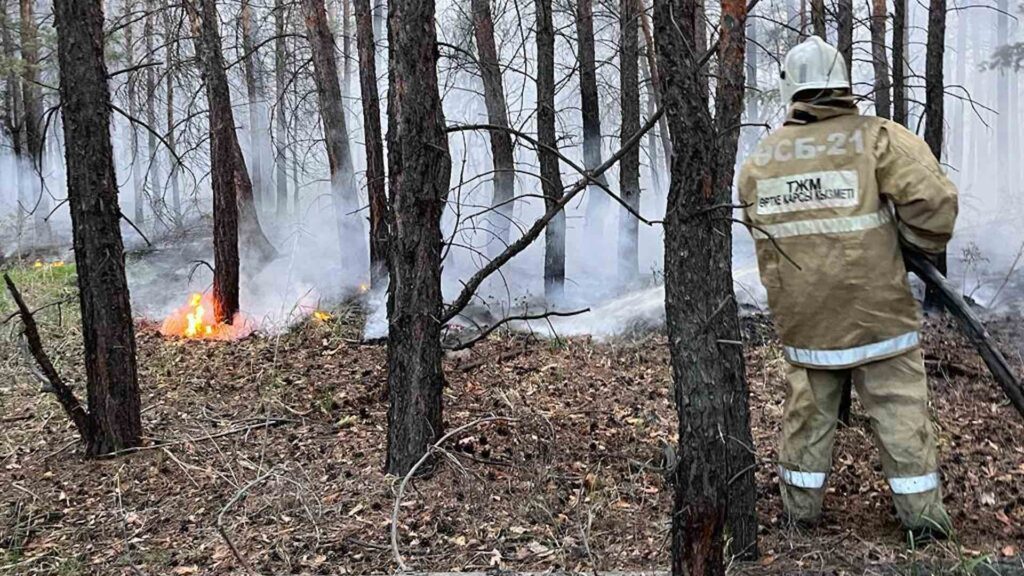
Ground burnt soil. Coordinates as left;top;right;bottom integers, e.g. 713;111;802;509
1;270;1023;575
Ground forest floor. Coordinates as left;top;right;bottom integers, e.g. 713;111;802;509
1;261;1023;575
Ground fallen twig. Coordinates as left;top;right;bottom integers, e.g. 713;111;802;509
217;468;278;576
445;308;590;351
391;416;515;572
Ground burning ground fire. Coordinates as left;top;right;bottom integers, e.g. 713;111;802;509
160;292;254;341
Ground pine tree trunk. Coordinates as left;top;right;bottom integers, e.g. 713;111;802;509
354;0;389;289
618;0;641;286
164;5;183;228
302;0;366;275
892;0;908;126
123;1;147;231
639;7;672;180
53;0;142;456
241;0;266;209
145;0;165;231
536;0;565;302
654;0;758;568
274;0;290;218
811;0;825;38
471;0;516;253
837;0;853;71
923;0;947;310
577;0;611;248
870;0;891;119
1;0;26;241
384;0;451;476
714;0;759;558
20;0;50;244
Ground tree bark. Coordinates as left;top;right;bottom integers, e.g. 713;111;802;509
870;0;891;119
639;7;672;172
241;0;268;209
536;0;565;302
714;0;759;558
0;0;26;241
189;0;243;322
837;0;853;72
164;5;183;228
53;0;142;456
922;0;946;310
302;0;366;275
123;1;146;230
892;0;908;126
471;0;516;254
811;0;825;38
654;0;758;568
384;0;451;476
145;0;166;231
618;0;641;286
354;0;389;289
274;0;290;218
577;0;611;248
19;0;49;244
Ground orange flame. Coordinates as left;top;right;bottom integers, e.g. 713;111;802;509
312;310;332;322
160;292;252;340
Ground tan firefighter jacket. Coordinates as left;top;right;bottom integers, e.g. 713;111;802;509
738;99;958;369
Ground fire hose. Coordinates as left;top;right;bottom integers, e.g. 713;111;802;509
903;249;1024;419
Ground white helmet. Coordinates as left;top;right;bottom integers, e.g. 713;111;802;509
780;35;850;103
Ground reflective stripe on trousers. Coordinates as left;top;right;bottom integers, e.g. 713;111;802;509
784;331;920;368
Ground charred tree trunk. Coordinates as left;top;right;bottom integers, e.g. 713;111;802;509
811;0;825;38
714;0;759;558
536;0;565;302
189;0;242;322
385;0;452;476
144;0;166;231
892;0;908;126
274;0;290;218
302;0;366;275
471;0;516;253
241;0;267;209
53;0;142;456
655;0;758;568
922;0;946;310
342;0;352;96
577;0;611;248
618;0;641;286
165;5;183;228
354;0;389;288
837;0;853;72
870;0;891;119
744;17;759;152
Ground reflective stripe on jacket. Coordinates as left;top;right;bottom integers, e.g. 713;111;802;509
738;100;958;369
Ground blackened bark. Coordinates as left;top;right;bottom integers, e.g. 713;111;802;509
577;0;611;245
923;0;946;310
385;0;451;476
274;0;290;218
354;0;389;288
618;0;641;285
811;0;825;38
536;0;565;302
655;0;758;568
53;0;142;455
837;0;853;72
189;0;242;322
472;0;516;253
892;0;908;126
870;0;891;119
302;0;366;275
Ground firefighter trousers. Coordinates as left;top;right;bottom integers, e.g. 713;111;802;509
777;348;951;532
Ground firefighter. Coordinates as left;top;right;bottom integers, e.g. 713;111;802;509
738;35;958;541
